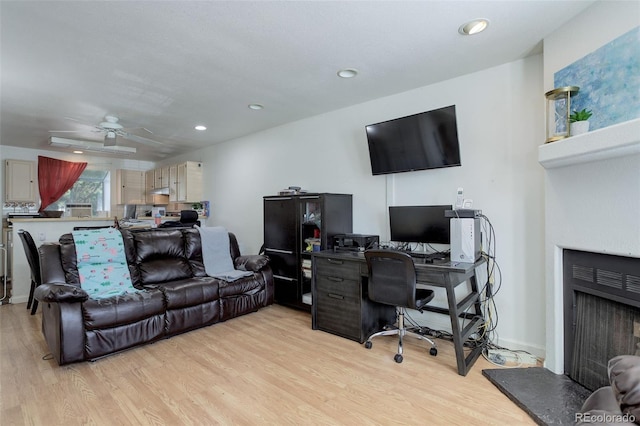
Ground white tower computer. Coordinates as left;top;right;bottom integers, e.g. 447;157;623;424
450;217;481;263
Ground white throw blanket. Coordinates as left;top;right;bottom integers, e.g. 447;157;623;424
198;226;253;281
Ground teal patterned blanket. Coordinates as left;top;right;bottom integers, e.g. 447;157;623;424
72;228;138;299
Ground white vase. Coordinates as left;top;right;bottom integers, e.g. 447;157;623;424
570;121;590;136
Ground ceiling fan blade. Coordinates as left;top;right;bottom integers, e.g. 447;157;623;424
120;132;168;147
49;126;103;134
123;126;153;135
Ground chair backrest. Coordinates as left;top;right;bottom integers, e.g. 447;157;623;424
18;229;41;284
364;249;417;309
179;210;201;227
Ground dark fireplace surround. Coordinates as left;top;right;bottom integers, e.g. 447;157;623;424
563;249;640;390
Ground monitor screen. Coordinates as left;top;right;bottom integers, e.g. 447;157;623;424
389;205;452;244
366;105;461;175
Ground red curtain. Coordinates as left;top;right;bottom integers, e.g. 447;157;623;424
37;156;87;212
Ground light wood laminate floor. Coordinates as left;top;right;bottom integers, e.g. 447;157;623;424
0;303;534;425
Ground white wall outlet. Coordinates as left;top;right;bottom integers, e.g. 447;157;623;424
38;232;46;241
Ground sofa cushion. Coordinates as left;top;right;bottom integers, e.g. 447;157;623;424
151;277;219;309
218;274;263;298
609;355;640;422
128;229;194;284
82;289;165;330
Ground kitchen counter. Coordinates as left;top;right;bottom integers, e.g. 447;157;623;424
9;217;116;223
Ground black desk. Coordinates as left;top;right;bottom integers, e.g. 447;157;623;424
311;250;487;376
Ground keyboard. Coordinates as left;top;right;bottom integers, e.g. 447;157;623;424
409;251;448;261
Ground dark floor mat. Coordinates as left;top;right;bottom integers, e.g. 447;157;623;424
482;367;592;425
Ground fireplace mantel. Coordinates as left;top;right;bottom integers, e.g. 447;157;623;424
538;118;640;169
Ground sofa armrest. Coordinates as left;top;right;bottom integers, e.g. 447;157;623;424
34;282;89;303
234;255;269;272
609;355;640;422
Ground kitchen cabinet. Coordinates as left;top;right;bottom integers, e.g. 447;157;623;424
170;161;202;202
156;166;170;189
115;169;145;204
145;169;156;204
263;193;352;311
5;160;37;202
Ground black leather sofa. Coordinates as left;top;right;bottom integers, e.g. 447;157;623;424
35;228;273;365
577;355;640;425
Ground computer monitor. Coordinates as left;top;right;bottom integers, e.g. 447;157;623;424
389;205;452;244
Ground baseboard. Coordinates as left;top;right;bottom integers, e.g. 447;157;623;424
8;295;28;305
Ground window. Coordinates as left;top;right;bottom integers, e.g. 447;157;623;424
47;169;111;215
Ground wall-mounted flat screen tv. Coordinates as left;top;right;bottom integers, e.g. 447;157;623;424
365;105;461;175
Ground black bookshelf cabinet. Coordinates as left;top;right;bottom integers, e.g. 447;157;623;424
263;193;352;311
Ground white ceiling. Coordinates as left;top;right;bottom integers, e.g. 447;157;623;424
1;1;595;161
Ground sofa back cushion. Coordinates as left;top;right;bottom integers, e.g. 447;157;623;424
121;229;195;285
57;228;243;288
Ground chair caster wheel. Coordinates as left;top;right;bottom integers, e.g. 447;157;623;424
430;347;438;356
364;341;372;349
394;354;403;363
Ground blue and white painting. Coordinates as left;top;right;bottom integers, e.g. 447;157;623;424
554;26;640;131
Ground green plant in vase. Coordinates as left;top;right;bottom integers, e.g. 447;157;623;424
569;108;592;136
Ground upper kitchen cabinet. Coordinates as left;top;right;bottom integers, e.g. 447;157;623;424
156;166;170;189
116;169;145;205
170;161;202;202
5;160;37;202
145;169;156;204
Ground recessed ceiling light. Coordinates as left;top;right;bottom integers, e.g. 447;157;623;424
195;125;207;131
73;150;83;154
248;104;264;110
337;68;358;78
458;19;489;36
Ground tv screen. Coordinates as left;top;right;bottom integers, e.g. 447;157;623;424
366;105;461;175
389;205;452;244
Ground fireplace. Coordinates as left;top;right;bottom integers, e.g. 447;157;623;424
539;118;640;375
563;249;640;390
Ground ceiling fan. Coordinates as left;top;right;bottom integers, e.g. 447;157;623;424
49;115;166;147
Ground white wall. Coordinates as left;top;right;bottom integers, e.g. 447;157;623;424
541;0;640;373
189;55;547;356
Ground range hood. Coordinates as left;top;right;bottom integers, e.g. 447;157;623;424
149;187;170;195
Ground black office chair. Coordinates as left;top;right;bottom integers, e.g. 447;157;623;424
18;229;41;315
159;210;201;228
364;249;438;363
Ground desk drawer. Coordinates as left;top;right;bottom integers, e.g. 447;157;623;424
315;279;361;341
314;256;360;280
315;274;359;299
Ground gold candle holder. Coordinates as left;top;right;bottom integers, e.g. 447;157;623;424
545;86;579;143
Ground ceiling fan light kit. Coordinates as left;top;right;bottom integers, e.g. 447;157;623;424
104;131;118;146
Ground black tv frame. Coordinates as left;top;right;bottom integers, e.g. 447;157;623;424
366;105;461;175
